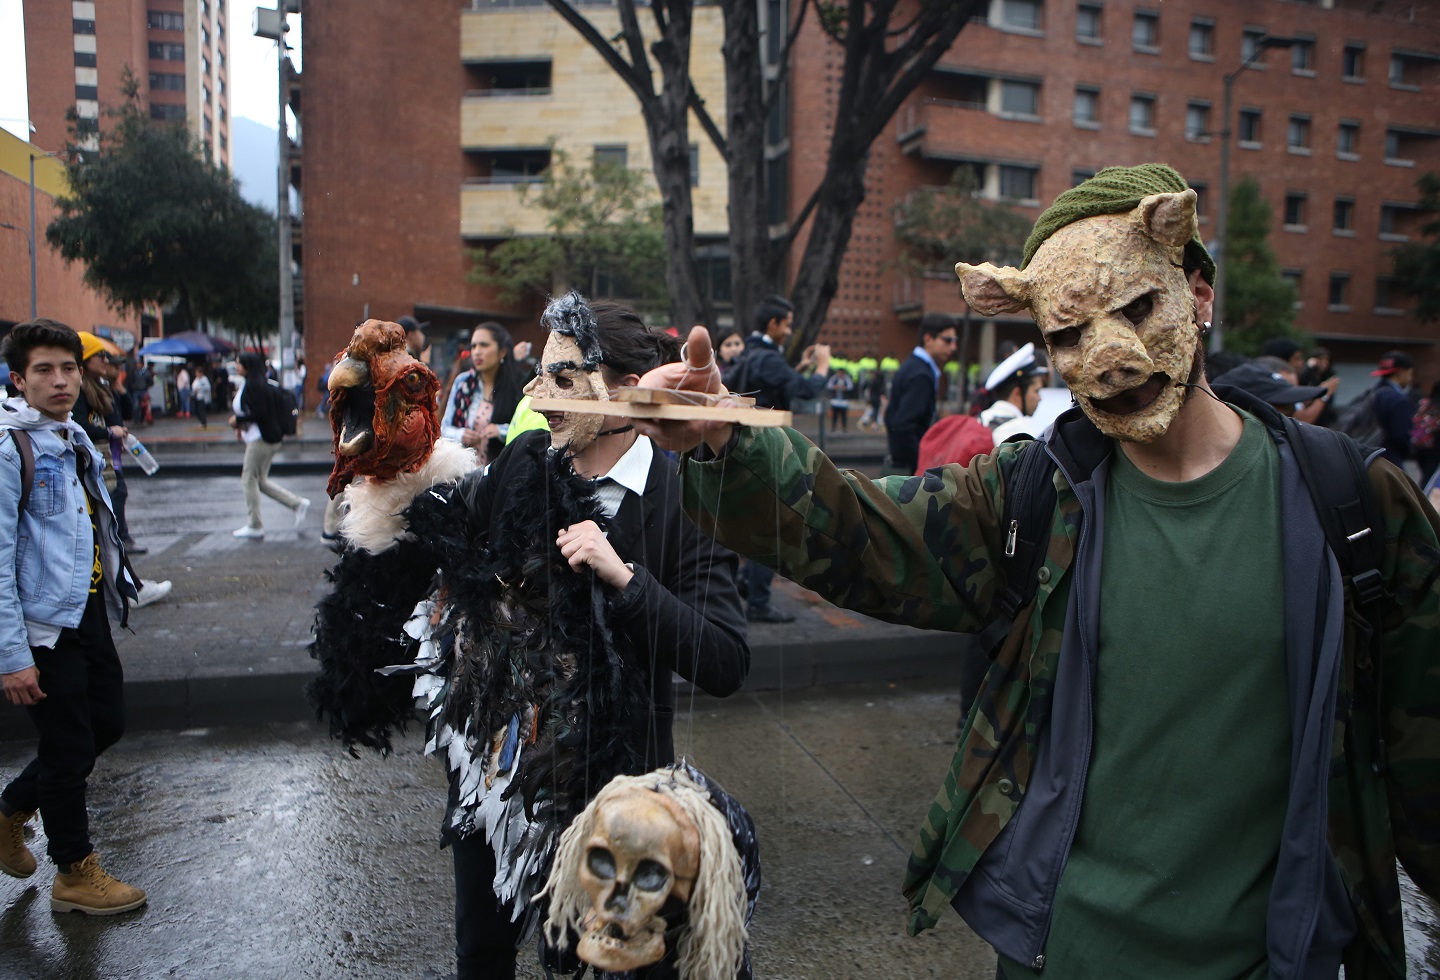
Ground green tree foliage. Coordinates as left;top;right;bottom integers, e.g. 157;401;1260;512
469;151;667;312
45;72;277;335
1390;171;1440;323
1222;177;1298;356
893;167;1032;276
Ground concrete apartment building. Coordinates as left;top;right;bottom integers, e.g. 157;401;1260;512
23;0;232;167
298;0;1438;383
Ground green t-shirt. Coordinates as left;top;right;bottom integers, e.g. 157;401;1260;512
1002;412;1290;979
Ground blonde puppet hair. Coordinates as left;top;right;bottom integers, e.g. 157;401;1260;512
540;767;748;979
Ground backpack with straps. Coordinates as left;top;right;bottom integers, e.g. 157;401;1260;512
973;412;1390;766
5;428;35;515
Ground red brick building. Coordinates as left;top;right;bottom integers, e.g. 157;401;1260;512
788;0;1440;378
23;0;232;166
296;0;1438;386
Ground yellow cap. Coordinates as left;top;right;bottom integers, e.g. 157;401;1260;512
77;331;107;362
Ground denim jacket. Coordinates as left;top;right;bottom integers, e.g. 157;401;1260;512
0;397;133;674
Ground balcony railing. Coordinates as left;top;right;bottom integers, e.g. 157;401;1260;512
464;87;552;99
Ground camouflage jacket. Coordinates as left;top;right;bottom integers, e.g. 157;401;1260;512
680;402;1440;978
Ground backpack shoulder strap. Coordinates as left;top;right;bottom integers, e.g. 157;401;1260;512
6;429;35;516
972;439;1059;658
1283;417;1389;770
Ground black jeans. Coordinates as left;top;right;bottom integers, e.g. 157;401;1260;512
193;396;208;428
1;592;125;868
452;832;525;980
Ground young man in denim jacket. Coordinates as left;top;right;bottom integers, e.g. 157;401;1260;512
0;318;145;915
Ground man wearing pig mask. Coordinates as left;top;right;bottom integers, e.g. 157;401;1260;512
632;165;1440;979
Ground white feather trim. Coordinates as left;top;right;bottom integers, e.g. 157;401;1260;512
339;439;478;554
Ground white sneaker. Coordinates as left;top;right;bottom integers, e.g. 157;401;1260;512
133;580;172;608
294;498;311;527
232;525;264;539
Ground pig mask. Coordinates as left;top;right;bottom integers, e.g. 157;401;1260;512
958;190;1206;443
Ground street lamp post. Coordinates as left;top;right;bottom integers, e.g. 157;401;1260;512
1211;35;1295;353
253;4;298;376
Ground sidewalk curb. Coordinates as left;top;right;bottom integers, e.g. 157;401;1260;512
0;633;961;741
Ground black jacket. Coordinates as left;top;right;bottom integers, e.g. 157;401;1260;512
457;430;750;767
885;353;939;472
736;333;826;410
236;379;284;444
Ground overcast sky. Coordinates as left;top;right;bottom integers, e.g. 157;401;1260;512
0;0;299;142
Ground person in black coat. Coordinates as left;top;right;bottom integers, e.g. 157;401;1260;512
445;300;749;980
884;313;958;473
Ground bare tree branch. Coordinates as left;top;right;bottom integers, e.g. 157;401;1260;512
689;90;728;162
543;0;652;102
615;0;654;88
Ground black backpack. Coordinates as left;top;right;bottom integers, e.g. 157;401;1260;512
1335;387;1385;447
973;403;1390;766
272;382;299;437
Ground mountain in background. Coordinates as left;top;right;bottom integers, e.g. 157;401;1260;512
232;116;277;213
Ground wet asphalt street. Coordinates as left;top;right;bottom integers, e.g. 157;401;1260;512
1;461;1437;977
0;684;1000;980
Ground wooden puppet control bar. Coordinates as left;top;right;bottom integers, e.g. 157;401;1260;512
529;387;793;427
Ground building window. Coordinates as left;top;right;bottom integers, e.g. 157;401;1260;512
1384;128;1415;165
1188;19;1212;59
74;84;98;101
1287;115;1311;152
220;133;228;153
1238;108;1262;146
148;42;185;61
1075;3;1102;42
1281;269;1303;307
149;104;186;123
1073;86;1100;127
1185;101;1210;141
1000;0;1042;33
146;10;184;31
1129;94;1155;134
203;56;211;78
1000;79;1041;118
593;144;628;169
689;144;700;187
203;84;212;106
1132;11;1159;51
74;51;97;68
73;18;96;35
1342;44;1364;80
1241;29;1268;65
1380;203;1414;240
1333;197;1355;234
1327;273;1350;309
465;59;553;96
479;148;552;183
1375;277;1404;312
219;106;226;124
999;165;1038;201
202;28;210;50
1283;192;1307;229
1190;181;1207;218
1291;38;1315;74
1072;168;1096;186
1337;121;1360;158
149;72;185;91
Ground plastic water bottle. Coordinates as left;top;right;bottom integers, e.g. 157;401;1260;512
122;433;160;475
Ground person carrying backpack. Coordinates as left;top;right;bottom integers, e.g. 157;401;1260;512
229;352;309;539
634;164;1440;979
0;319;147;915
1370;350;1418;468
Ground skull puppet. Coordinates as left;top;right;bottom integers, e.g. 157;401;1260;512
576;786;700;971
958;166;1213;444
542;765;759;980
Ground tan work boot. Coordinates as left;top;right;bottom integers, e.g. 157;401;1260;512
51;852;147;915
0;808;37;879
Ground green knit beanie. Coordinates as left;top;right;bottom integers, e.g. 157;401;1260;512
1021;163;1215;283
